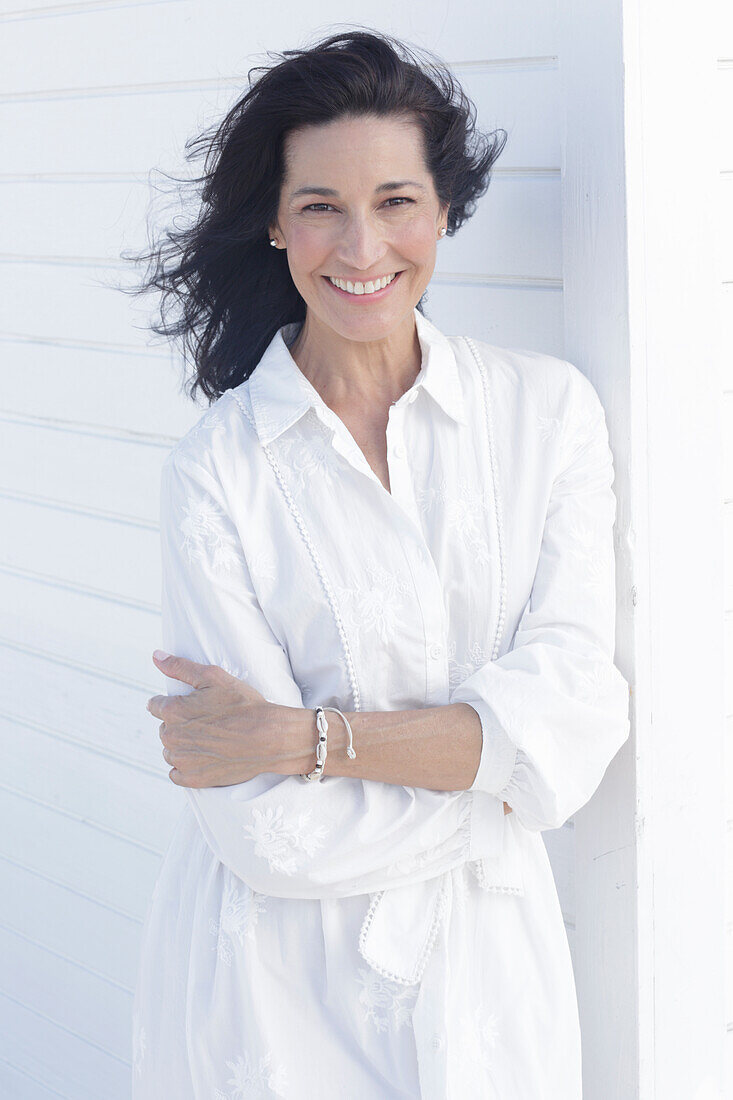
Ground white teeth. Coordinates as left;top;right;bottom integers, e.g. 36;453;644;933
327;272;397;295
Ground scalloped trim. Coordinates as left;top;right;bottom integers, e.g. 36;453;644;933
469;857;525;894
357;877;451;987
231;388;361;712
468;853;526;897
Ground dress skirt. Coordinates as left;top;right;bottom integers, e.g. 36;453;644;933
131;801;582;1099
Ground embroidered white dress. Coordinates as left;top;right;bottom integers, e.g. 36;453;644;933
131;307;630;1099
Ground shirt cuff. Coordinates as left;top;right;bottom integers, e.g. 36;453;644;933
468;786;505;861
463;699;518;795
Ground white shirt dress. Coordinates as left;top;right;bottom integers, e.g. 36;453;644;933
131;307;631;1099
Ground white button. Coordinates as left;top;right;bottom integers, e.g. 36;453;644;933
428;643;443;660
393;442;406;459
430;1034;445;1051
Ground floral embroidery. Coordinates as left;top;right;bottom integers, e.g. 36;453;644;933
242;805;329;875
209;874;267;966
385;847;436;878
448;638;491;688
385;811;471;877
454;1003;500;1071
575;660;619;707
214;1051;288;1098
247;547;278;584
181;400;228;449
335;558;412;645
179;495;243;575
356;967;419;1033
416;477;495;564
273;410;341;496
132;1009;146;1075
536;414;562;442
564;516;611;587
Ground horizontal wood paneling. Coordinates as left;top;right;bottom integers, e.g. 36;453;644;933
0;0;176;19
0;4;560;86
0;858;144;991
0;568;158;686
2;718;177;855
421;279;565;357
0;921;134;1036
0;783;164;920
0;1055;66;1100
0;646;165;770
0;416;167;520
0;65;560;176
0;954;130;1082
0;260;168;350
1;496;160;607
0;341;198;438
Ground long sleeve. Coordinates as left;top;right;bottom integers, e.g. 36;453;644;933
451;363;631;832
158;447;508;900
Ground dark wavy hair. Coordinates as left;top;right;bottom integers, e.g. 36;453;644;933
123;27;507;405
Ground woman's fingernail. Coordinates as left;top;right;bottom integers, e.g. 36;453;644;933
153;649;171;661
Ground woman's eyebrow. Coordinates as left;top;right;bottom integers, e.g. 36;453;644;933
288;180;426;199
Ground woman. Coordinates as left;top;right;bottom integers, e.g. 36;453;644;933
132;28;630;1099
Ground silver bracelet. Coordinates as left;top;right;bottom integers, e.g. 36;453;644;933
300;705;357;782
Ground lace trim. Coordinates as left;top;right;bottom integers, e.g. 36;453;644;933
469;859;524;894
230;388;362;711
462;337;507;661
357;875;451;986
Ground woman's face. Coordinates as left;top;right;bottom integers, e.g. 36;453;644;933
268;113;449;342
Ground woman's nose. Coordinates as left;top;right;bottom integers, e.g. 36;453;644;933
334;217;388;272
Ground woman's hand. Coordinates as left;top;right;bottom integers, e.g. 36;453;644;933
147;651;289;788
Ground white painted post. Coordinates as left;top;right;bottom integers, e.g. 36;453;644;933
559;1;727;1097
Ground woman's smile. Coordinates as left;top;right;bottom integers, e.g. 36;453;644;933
323;269;404;300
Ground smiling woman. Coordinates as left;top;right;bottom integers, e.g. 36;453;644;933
123;26;629;1100
123;27;506;401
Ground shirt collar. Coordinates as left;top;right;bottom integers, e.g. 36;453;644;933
247;306;467;446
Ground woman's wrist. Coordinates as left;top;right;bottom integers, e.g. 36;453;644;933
270;704;347;776
271;702;511;811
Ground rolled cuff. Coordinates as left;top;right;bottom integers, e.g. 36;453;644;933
463;699;518;797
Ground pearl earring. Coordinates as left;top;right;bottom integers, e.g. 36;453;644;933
439;227;447;238
269;239;277;247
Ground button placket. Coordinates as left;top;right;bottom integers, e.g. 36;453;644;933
385;405;421;531
382;402;450;707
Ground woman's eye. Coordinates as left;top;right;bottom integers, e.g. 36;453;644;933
301;198;414;213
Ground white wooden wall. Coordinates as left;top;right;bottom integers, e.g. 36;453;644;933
720;9;733;1093
0;2;725;1098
